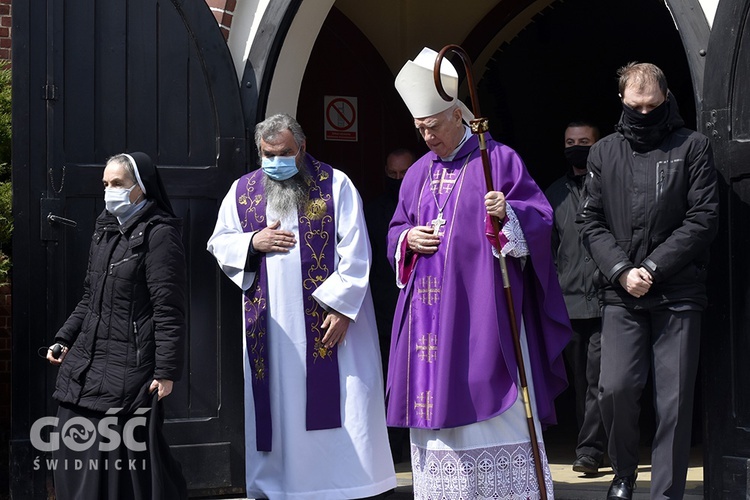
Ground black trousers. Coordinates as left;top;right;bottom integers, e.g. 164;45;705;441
565;317;606;462
599;304;701;500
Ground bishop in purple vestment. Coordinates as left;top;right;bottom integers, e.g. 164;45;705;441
388;47;571;499
386;129;571;429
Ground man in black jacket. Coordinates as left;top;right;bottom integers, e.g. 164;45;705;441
577;63;718;500
546;121;606;475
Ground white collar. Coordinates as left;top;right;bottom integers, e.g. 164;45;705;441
440;126;472;161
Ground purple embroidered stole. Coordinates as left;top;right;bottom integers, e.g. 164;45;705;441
235;156;340;451
407;155;471;427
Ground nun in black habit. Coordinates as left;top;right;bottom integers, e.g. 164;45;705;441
46;152;188;500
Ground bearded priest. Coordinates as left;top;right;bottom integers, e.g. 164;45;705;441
208;113;396;499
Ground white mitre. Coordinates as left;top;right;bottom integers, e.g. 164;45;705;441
395;47;474;122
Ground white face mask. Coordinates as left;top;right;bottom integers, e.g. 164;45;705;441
104;184;138;217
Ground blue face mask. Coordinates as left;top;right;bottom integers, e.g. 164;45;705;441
104;184;139;218
262;153;300;181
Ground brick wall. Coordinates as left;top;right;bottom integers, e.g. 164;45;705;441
206;0;237;40
0;0;9;65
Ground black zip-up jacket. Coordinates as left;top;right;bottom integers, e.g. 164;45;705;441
576;103;719;309
546;172;601;319
53;201;187;413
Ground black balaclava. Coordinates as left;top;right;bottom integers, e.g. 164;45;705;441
616;91;684;152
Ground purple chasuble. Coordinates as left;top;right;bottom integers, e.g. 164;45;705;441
386;134;571;430
235;154;340;451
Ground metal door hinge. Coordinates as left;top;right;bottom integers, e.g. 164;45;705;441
42;84;58;101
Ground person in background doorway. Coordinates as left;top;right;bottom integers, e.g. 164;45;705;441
577;62;719;500
47;152;188;500
207;113;396;499
365;147;415;463
545;120;607;475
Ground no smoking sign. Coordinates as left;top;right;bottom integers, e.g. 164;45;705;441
324;96;358;142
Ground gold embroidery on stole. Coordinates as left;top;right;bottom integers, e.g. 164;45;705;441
300;161;333;363
239;175;268;381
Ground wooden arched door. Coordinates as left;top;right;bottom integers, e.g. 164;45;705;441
12;0;247;496
700;1;750;497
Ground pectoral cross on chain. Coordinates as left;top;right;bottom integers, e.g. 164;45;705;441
431;211;446;236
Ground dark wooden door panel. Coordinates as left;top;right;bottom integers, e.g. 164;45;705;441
701;1;750;497
12;0;247;497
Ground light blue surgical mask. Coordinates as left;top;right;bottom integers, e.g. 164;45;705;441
104;184;138;217
261;153;300;181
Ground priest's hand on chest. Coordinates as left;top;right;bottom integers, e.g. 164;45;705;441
408;225;440;254
251;220;297;253
321;309;350;348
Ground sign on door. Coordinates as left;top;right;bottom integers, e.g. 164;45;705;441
324;96;358;142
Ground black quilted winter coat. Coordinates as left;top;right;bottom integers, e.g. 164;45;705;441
577;99;719;309
52;201;186;414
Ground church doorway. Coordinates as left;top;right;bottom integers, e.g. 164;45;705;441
289;0;697;456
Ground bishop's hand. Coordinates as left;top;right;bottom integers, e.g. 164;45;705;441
408;225;440;255
485;191;507;220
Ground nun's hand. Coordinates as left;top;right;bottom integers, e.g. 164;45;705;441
149;379;174;400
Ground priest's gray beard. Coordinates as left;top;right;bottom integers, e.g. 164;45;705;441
263;169;312;219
